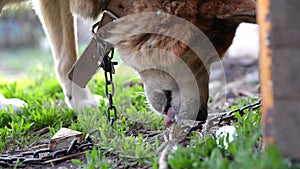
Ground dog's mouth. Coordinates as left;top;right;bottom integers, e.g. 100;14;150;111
162;90;176;127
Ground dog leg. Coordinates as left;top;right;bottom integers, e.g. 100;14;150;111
33;0;100;109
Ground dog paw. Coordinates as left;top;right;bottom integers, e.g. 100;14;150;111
65;84;106;111
0;94;28;113
73;94;105;110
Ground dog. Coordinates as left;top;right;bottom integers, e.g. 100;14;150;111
93;0;256;126
0;0;256;127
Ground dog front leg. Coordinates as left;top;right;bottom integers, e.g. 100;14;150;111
33;0;100;109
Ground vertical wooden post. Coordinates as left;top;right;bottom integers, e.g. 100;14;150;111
259;0;300;159
258;0;274;146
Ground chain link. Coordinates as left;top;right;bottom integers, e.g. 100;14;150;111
101;48;118;126
0;137;93;168
206;98;262;130
218;98;261;125
91;13;119;126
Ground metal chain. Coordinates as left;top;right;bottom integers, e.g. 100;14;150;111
218;98;261;125
0;137;93;168
101;49;118;126
91;10;119;126
206;98;262;130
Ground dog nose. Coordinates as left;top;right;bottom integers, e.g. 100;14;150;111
162;90;172;114
148;89;172;113
196;106;208;121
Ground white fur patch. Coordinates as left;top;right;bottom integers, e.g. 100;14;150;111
226;23;259;59
216;125;237;149
0;93;27;113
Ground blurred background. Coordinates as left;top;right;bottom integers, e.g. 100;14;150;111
0;4;93;80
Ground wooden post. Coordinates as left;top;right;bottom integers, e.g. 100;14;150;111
259;0;300;159
258;0;274;146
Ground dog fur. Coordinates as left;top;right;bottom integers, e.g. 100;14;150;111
1;0;256;124
101;0;256;123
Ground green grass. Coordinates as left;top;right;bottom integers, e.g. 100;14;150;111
0;49;299;168
167;102;297;169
